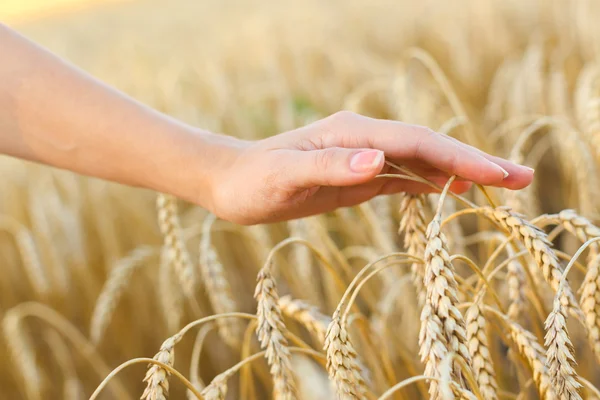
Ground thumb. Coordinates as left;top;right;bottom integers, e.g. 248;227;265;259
290;148;384;188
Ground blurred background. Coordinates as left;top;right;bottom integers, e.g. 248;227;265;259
2;0;600;399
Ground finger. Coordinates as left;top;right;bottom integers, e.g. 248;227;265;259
442;135;534;189
378;178;473;196
362;119;509;184
303;178;471;215
382;159;472;180
282;147;385;189
314;112;530;187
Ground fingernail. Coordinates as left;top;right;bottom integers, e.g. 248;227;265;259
350;150;384;173
524;166;535;173
490;162;509;179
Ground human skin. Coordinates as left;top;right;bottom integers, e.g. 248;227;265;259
0;23;533;225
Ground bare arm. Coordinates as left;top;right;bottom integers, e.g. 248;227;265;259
0;23;533;225
0;22;237;206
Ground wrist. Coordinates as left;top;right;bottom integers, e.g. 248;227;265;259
146;126;248;212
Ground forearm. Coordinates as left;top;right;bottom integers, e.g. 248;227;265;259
0;23;238;207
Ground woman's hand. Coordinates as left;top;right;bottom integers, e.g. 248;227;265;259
0;25;533;226
205;111;534;225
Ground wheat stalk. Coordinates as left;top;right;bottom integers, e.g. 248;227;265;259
2;310;43;400
42;330;83;400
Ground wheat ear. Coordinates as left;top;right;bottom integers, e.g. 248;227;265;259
278;295;331;343
575;63;600;160
544;282;583;399
254;260;298;399
287;218;318;300
504;319;557;399
0;217;50;298
419;302;449;399
398;194;428;307
439;353;478;400
201;371;229;400
465;295;498;400
536;209;600;246
325;309;368;399
480;206;584;321
156;193;200;312
89;246;154;345
141;334;179;400
158;247;184;334
200;214;242;348
419;177;472;398
503;242;527;321
580;253;600;363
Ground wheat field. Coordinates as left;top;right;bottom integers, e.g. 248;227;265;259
3;0;600;399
